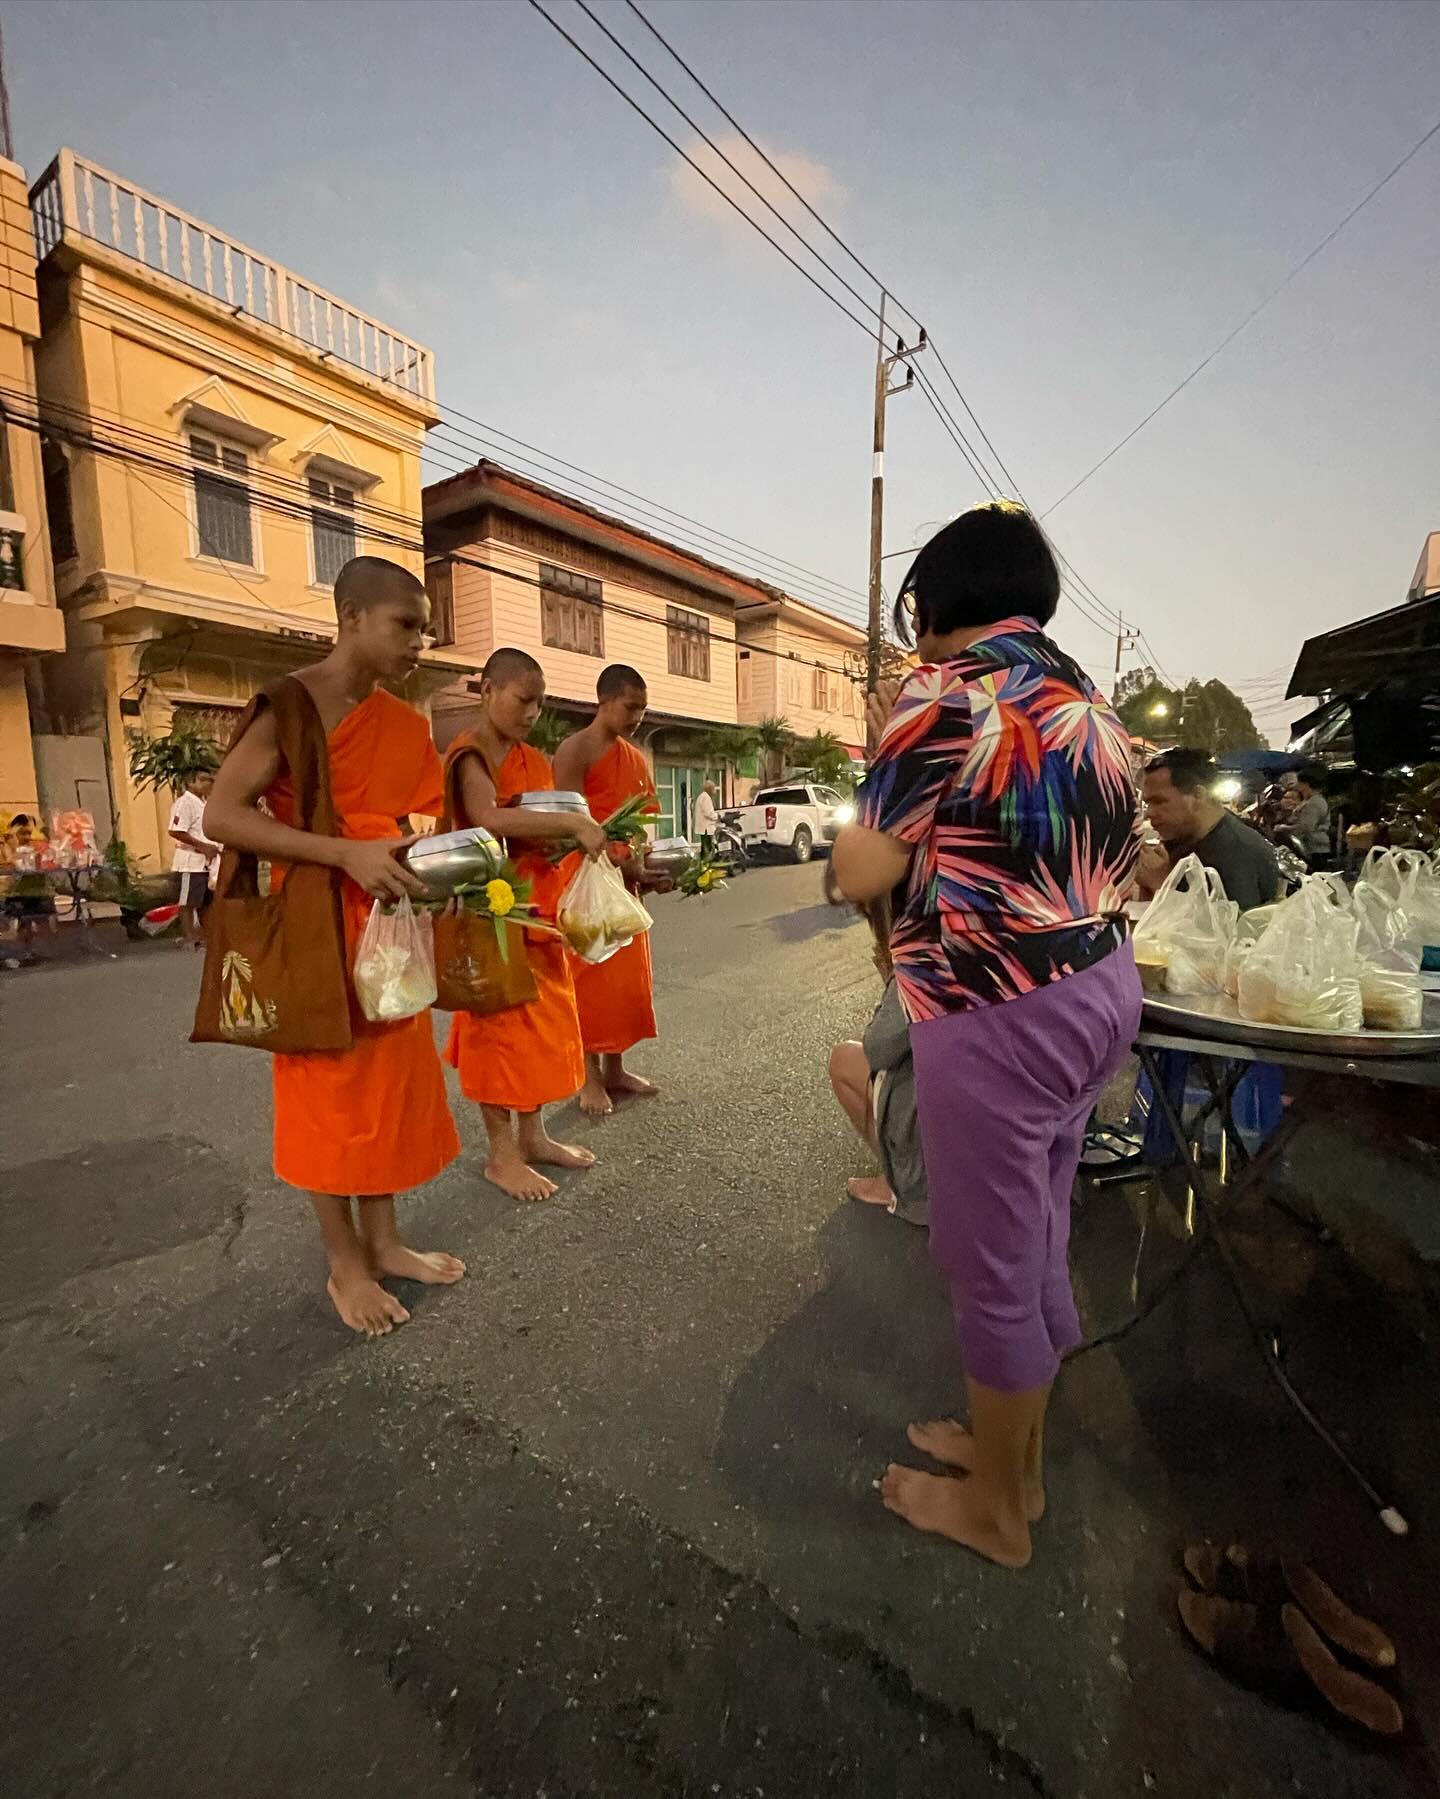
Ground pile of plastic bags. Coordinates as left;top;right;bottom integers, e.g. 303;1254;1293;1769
1132;854;1238;996
354;896;438;1023
557;856;652;965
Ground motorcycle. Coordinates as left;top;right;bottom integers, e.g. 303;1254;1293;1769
713;818;749;874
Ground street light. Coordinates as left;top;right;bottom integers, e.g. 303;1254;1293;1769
1149;700;1170;718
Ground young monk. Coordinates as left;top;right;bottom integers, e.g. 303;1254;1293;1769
442;647;608;1201
203;556;464;1338
553;663;662;1119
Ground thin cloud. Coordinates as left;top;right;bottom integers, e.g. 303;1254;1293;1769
668;132;844;236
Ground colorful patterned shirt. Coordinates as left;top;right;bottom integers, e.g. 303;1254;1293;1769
857;616;1142;1022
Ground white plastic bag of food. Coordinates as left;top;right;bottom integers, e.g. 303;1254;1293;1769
1238;876;1362;1032
1352;878;1424;1032
557;854;652;965
353;895;437;1022
1131;853;1237;996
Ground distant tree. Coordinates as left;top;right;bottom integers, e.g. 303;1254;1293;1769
753;715;794;785
528;708;574;756
1115;677;1263;755
126;722;222;795
1113;665;1158;709
790;729;854;791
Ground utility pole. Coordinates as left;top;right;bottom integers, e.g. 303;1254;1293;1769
0;16;14;164
865;292;925;748
1112;615;1137;693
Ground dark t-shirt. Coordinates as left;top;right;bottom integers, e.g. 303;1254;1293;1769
1190;811;1280;911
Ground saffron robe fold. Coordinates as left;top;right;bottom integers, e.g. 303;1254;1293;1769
574;738;658;1057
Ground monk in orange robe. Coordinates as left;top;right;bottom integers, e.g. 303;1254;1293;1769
204;557;463;1338
442;647;609;1201
554;663;663;1118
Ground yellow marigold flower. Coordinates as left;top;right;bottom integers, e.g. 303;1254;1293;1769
485;878;516;917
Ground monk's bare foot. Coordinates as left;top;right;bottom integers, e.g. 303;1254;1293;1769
604;1070;659;1100
579;1075;614;1119
525;1134;597;1171
906;1420;1045;1521
484;1152;557;1203
879;1464;1032;1568
370;1243;467;1285
847;1175;896;1209
326;1271;410;1337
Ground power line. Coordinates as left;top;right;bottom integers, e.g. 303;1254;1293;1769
1042;109;1440;519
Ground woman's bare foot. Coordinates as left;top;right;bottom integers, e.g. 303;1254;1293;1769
605;1070;659;1100
847;1175;896;1209
525;1133;597;1171
578;1074;614;1118
369;1243;467;1285
326;1271;411;1337
879;1464;1032;1568
484;1150;558;1203
906;1420;1046;1521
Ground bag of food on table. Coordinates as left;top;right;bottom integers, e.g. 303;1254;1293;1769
353;895;437;1022
1352;877;1424;1032
1222;902;1284;996
1237;876;1362;1032
1357;848;1440;973
1132;853;1237;996
557;854;652;965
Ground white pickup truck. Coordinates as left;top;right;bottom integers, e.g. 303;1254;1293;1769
729;783;854;864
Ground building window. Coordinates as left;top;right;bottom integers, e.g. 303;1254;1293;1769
309;475;357;587
812;666;843;712
424;557;456;647
42;440;77;564
666;603;710;681
190;433;254;566
539;562;604;658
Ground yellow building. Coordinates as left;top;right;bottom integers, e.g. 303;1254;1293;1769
0;153;64;823
735;592;867;766
28;148;475;869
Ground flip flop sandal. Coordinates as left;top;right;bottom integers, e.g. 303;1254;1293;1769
1177;1592;1404;1737
1183;1542;1396;1671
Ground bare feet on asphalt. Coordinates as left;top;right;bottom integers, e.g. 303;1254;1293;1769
847;1175;895;1209
484;1150;558;1203
906;1420;1046;1521
525;1134;597;1171
578;1075;614;1118
369;1243;467;1285
879;1464;1032;1568
605;1070;659;1100
326;1271;411;1336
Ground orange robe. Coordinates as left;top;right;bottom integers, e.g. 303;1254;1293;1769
268;689;459;1197
574;737;658;1057
443;739;585;1111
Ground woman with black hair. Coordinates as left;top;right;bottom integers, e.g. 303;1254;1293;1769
831;501;1142;1568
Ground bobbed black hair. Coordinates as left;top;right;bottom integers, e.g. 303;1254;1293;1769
894;501;1060;647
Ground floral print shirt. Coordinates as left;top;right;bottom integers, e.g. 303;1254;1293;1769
857;616;1142;1022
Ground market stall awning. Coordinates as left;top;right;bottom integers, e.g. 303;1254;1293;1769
1287;591;1440;698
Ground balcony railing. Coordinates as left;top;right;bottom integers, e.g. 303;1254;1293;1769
30;149;434;403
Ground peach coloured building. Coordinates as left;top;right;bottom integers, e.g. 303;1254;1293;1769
25;148;476;870
0;154;64;825
734;592;867;765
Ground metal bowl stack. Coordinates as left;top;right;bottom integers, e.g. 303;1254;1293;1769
401;827;504;898
512;790;592;816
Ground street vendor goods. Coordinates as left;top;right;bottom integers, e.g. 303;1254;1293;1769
353;896;437;1023
1132;853;1237;996
1238;876;1362;1033
557;855;652;964
1352;863;1424;1032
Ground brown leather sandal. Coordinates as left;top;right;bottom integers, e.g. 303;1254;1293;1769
1183;1541;1396;1671
1177;1591;1404;1737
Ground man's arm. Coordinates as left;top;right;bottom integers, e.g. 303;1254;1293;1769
551;732;599;796
454;753;605;856
204;708;425;900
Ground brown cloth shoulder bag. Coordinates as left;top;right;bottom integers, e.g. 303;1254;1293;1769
191;677;353;1054
432;737;538;1017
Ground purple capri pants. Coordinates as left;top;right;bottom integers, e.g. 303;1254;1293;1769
909;944;1142;1393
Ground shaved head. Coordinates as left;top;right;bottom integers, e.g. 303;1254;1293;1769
333;555;425;614
597;663;645;700
483;646;544;687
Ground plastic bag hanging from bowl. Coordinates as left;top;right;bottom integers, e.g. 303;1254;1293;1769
1131;853;1237;996
557;854;652;965
353;895;437;1022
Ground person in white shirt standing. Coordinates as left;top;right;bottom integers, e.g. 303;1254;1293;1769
168;770;220;947
693;779;719;855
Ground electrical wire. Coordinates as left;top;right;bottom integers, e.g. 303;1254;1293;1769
1041;109;1440;520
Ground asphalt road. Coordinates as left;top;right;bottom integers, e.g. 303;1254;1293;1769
2;864;1436;1798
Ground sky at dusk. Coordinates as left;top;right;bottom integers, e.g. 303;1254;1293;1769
9;0;1440;737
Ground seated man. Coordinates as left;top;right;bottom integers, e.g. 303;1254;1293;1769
1139;749;1280;911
